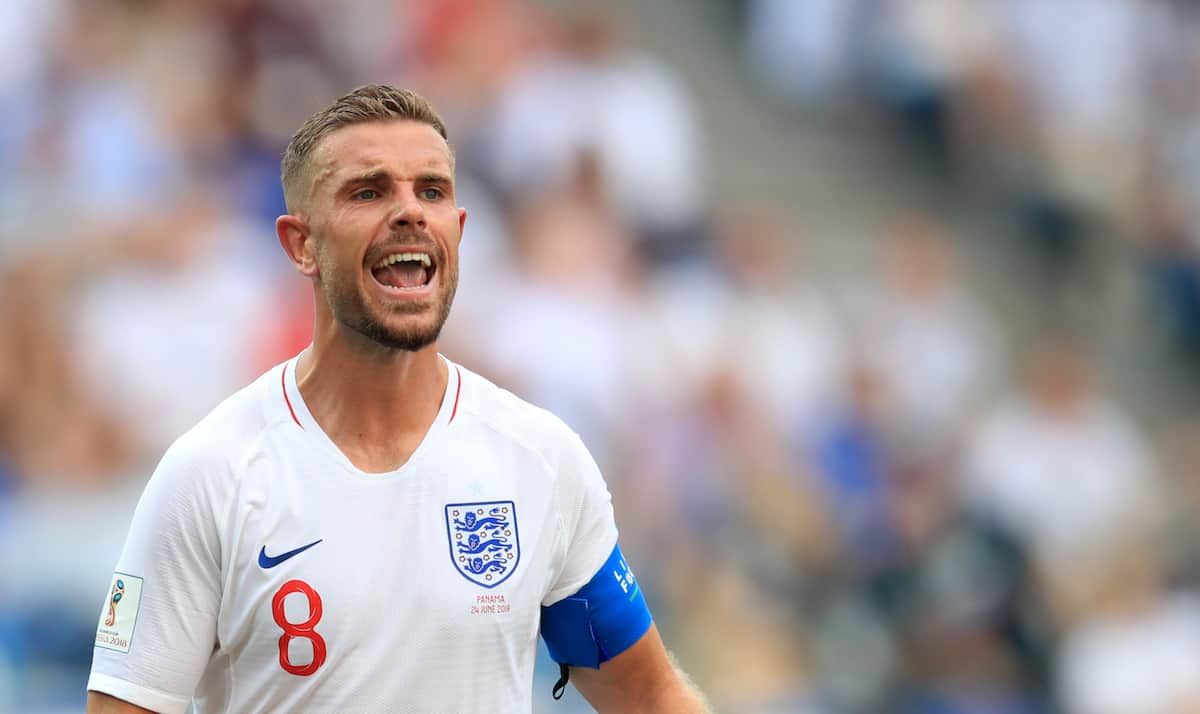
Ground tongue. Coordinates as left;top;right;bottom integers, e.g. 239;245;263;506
375;263;428;289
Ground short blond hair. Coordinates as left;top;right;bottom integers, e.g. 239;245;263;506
280;85;448;212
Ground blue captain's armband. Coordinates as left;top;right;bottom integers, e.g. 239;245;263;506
540;543;653;669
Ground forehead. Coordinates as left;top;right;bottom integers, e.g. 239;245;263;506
310;120;454;189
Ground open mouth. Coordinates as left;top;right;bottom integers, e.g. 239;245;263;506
370;251;436;292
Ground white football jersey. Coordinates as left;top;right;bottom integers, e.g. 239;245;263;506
88;355;619;713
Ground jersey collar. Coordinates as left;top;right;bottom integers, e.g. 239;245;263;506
279;353;462;478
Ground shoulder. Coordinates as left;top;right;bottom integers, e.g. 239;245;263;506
451;362;590;470
152;361;287;489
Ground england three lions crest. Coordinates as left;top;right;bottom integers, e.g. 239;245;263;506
445;501;520;588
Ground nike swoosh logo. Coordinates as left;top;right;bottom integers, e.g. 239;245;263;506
258;539;323;569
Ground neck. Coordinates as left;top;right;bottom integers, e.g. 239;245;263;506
295;318;448;472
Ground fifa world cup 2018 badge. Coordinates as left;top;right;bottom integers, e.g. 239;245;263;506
105;579;126;627
96;572;142;654
445;501;520;588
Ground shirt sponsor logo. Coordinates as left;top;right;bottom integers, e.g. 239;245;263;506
95;572;144;654
445;501;520;588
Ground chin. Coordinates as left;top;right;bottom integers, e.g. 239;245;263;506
328;281;455;352
361;312;447;352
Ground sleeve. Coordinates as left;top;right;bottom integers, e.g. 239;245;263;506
537;432;654;669
87;435;225;713
540;542;654;668
542;433;620;607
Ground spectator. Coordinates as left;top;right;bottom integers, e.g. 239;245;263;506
483;6;704;257
847;213;1003;450
963;337;1162;601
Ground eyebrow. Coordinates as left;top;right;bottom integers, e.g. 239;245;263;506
333;169;454;195
415;172;453;186
335;169;391;194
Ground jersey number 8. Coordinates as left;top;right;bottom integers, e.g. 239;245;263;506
271;579;327;676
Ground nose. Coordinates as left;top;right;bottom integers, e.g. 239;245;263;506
388;185;426;229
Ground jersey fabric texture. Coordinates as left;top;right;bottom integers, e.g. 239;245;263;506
87;355;622;713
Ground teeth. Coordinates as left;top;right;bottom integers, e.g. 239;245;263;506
373;252;432;269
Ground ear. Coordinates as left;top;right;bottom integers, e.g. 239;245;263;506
276;214;319;278
458;206;468;235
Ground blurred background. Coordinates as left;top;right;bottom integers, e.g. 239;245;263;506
2;0;1200;712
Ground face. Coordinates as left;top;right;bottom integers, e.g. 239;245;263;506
289;120;466;352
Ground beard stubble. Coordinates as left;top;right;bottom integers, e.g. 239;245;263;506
321;254;459;352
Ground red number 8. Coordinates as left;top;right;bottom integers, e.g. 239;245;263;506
271;579;327;676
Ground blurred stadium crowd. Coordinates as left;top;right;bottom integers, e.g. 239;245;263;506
2;0;1200;712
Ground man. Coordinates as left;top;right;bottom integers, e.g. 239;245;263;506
86;85;707;713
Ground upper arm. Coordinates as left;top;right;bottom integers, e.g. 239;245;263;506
543;431;618;605
569;624;708;714
536;426;706;710
87;436;225;711
86;691;159;714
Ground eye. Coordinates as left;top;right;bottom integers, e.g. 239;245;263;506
421;187;444;200
352;188;380;201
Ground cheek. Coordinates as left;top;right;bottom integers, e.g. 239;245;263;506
314;226;363;270
312;238;333;269
442;216;465;253
312;243;353;284
443;243;462;278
